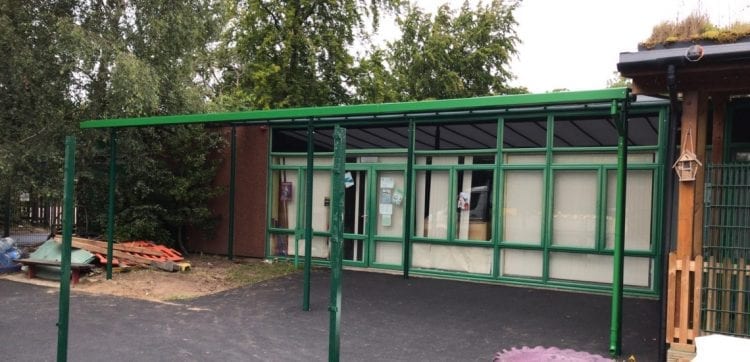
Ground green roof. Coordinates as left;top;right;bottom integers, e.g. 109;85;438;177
80;88;630;129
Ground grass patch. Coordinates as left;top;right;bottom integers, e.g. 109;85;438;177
641;11;750;48
164;294;194;301
226;260;299;286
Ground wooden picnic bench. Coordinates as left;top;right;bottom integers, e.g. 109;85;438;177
15;258;94;285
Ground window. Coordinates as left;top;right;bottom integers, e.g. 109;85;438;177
605;169;653;251
502;170;543;245
552;170;598;248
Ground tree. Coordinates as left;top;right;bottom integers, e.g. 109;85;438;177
72;0;229;250
357;0;522;102
0;1;79;210
606;71;632;88
215;0;400;110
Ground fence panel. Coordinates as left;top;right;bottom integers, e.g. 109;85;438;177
702;164;750;337
1;191;61;246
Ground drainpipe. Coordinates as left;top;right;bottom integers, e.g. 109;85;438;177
659;63;680;362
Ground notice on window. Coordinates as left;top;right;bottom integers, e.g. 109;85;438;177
380;188;393;204
380;176;394;189
392;189;403;206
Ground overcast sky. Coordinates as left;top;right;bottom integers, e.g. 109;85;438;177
376;0;750;93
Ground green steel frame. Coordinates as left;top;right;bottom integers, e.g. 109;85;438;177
57;136;76;362
81;88;661;359
328;125;346;362
82;89;630;129
106;129;117;279
267;104;667;298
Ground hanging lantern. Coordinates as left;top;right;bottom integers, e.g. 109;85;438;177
672;129;702;182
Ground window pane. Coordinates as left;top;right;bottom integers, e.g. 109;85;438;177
606;170;653;251
269;233;291;257
412;243;492;274
344;239;364;261
290;236;330;259
416;155;494;165
375;241;402;265
553;153;655;164
416;122;497;150
552;171;597;248
415;171;450;238
311;171;331;231
503;170;543;244
456;170;493;241
549;253;652;287
344;170;367;234
504;153;545;164
731;107;750;143
271;170;298;229
503;118;547;148
501;249;543;278
376;171;405;237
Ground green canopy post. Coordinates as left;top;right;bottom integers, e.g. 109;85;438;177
57;135;76;362
106;128;117;279
402;120;414;278
328;125;345;362
609;95;630;357
228;125;237;260
303;119;314;311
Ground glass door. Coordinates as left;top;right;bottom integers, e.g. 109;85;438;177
342;165;406;268
370;169;406;268
343;169;368;265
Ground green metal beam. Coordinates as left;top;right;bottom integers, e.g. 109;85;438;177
609;94;630;357
303;120;314;311
228;126;237;260
57;136;76;362
106;129;117;280
328;125;346;362
402;120;414;278
81;89;630;129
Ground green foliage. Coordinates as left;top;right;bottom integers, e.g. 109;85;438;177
0;0;79;198
215;0;400;109
71;0;229;248
358;0;521;102
642;10;750;48
606;71;631;89
3;0;524;252
227;260;298;285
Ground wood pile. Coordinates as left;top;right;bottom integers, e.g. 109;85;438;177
52;236;185;270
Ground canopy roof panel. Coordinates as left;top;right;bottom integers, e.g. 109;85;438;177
81;88;630;129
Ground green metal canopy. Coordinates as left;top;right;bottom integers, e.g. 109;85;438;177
80;88;630;128
78;87;634;360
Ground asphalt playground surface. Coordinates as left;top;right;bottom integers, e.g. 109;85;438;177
0;269;660;361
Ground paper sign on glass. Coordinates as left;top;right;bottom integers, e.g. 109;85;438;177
380;176;394;189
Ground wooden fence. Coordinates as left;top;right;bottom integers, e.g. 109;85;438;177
666;252;703;352
703;256;750;336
